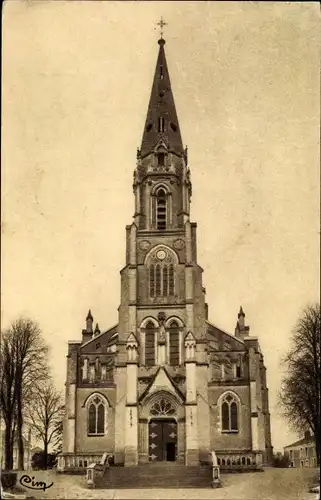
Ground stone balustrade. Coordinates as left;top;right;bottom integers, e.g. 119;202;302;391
216;451;263;471
57;454;107;472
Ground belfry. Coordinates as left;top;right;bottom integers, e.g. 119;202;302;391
60;32;273;473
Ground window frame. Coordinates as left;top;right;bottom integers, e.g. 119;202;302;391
169;320;180;366
86;394;108;437
145;321;156;366
220;392;240;434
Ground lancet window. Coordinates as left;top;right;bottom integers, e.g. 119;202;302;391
145;321;156;366
156;188;167;229
221;393;239;433
169;321;180;366
87;394;108;436
149;263;174;297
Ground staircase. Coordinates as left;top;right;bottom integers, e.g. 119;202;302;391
99;463;212;489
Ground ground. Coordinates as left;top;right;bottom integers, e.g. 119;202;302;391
9;468;320;500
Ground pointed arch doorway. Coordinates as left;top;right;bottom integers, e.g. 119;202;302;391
148;396;178;462
149;419;177;462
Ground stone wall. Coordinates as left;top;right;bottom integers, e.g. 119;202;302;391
75;388;116;454
208;385;252;451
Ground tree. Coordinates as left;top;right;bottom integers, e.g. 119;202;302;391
31;451;57;470
26;382;64;469
0;318;49;470
0;332;16;470
272;452;290;468
51;407;64;455
279;304;320;465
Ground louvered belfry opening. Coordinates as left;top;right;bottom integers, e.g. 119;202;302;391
156;188;167;229
145;321;156;366
169;321;179;366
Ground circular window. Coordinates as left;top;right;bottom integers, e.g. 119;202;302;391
156;250;166;260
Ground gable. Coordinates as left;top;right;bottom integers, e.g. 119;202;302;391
139;367;185;403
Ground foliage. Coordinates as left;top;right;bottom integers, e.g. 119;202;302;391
0;472;17;489
279;304;320;464
31;451;58;470
272;453;290;468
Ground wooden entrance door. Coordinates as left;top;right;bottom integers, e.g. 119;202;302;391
149;419;177;461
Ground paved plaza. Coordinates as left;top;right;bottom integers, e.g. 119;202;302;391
11;467;319;500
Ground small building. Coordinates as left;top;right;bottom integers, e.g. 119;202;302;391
284;431;317;468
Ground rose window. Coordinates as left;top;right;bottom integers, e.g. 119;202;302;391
150;398;176;416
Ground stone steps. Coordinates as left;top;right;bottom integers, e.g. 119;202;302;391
99;464;212;489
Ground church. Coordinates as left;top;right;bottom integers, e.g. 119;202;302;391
59;33;273;472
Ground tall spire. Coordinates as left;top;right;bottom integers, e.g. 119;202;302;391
140;37;184;157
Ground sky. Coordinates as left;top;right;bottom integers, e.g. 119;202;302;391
2;1;320;452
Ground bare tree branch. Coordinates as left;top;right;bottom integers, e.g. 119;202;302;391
279;303;320;465
0;317;50;470
25;380;64;468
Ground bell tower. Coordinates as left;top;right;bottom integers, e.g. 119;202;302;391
134;37;192;231
115;33;209;466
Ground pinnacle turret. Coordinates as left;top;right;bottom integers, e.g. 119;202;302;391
86;309;93;333
238;306;245;319
140;38;184;157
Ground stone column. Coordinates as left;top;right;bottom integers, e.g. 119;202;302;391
64;347;77;454
184;332;199;465
250;381;259;450
125;334;139;466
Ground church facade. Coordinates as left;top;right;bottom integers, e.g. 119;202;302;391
59;37;273;471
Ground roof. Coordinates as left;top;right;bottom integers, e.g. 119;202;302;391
206;320;245;346
80;323;118;349
284;436;315;449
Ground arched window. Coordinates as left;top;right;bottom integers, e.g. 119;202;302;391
149;260;175;297
87;395;107;436
145;321;156;366
169;321;179;366
148;247;176;298
221;393;239;432
156;189;167;230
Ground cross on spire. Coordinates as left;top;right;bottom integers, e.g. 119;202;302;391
156;17;167;39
